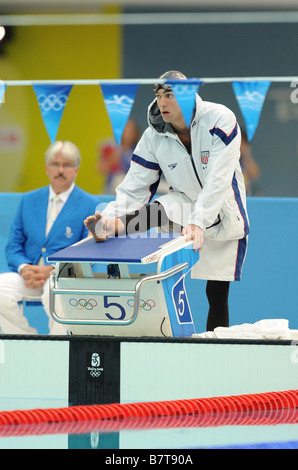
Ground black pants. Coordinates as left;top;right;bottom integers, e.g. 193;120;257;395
206;280;230;331
120;202;230;331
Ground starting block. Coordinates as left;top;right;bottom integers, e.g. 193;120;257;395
48;233;200;337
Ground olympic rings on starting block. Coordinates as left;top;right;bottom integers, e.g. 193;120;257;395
68;297;156;311
127;298;156;311
69;298;98;310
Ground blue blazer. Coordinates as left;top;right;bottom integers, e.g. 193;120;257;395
6;185;98;272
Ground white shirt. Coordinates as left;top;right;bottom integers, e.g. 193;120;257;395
47;182;75;220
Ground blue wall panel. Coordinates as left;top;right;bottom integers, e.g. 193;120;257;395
1;193;297;333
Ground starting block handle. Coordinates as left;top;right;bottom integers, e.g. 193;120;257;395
49;262;188;326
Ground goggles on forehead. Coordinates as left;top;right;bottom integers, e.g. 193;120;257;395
152;83;173;93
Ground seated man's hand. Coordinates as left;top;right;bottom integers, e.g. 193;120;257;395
21;265;54;288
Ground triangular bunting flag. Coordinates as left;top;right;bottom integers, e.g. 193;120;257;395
100;83;139;145
0;82;6;108
232;81;271;141
166;78;202;127
33;84;73;143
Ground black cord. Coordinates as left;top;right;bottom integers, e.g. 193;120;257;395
160;317;167;337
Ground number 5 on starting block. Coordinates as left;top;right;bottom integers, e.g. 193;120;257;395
159;241;199;337
172;274;192;324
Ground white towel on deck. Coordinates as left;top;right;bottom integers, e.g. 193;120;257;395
193;319;292;340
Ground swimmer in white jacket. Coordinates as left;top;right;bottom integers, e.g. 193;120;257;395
85;70;249;331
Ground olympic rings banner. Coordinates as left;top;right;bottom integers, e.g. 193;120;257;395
32;84;73;143
1;77;291;144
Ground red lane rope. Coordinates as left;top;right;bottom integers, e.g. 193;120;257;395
0;389;298;438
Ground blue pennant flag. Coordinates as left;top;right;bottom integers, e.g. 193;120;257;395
232;81;271;141
0;82;6;108
165;78;202;127
101;83;139;145
33;84;73;143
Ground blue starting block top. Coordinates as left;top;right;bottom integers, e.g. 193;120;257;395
48;233;180;264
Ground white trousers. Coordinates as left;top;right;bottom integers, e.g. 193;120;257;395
0;272;67;335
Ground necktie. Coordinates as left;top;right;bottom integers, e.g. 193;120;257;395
46;195;60;236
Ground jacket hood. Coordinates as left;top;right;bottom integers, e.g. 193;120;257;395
147;99;174;134
147;94;202;135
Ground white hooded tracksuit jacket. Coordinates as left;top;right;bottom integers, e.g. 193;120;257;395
102;94;249;281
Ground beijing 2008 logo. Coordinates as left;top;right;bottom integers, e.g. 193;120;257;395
87;353;103;379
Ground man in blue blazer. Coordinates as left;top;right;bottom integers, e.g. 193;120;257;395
0;141;98;335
